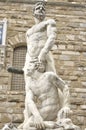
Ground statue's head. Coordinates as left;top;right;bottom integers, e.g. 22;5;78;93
33;1;46;21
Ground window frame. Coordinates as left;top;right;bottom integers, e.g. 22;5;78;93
11;45;27;91
0;18;7;46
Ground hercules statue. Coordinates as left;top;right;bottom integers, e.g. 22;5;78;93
7;1;80;130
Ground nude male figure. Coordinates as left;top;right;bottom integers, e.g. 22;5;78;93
18;2;71;130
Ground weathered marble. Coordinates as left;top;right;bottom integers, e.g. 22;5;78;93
17;1;80;130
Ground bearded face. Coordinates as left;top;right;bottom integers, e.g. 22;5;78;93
33;2;46;21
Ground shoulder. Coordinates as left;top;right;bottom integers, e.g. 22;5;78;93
26;28;30;36
26;26;34;36
46;19;56;26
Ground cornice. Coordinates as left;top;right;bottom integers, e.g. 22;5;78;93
0;0;86;8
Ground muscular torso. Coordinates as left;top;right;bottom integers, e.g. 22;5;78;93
26;21;47;57
29;76;60;120
25;20;58;120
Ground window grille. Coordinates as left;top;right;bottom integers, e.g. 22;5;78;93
11;46;27;90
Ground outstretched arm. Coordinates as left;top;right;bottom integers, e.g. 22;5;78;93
55;76;71;120
38;19;57;62
56;76;70;107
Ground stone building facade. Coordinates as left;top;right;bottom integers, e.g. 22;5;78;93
0;0;86;130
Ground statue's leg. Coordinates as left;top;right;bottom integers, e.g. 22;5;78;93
18;75;32;129
23;116;37;130
39;71;65;87
21;74;36;130
18;96;32;129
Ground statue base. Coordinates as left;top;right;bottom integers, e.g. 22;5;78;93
18;118;80;130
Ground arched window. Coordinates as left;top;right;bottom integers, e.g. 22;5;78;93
11;46;27;90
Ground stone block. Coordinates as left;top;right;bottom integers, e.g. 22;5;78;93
0;102;17;108
53;55;59;60
81;82;86;87
73;71;83;77
6;108;14;114
12;114;24;123
66;34;75;41
70;98;84;105
0;123;3;129
0;95;7;101
71;81;81;88
59;55;71;60
7;95;24;103
68;76;78;81
80;31;86;35
0;114;11;123
74;88;86;93
74;45;82;52
71;93;78;97
11;107;24;114
62;51;80;55
63;61;74;66
70;104;77;109
0;85;8;91
58;45;65;50
0;107;7;113
67;45;74;50
77;116;85;125
77;35;86;42
80;105;86;110
74;110;86;116
79;93;86;99
80;23;86;28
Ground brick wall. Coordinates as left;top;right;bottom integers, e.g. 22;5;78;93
0;1;86;129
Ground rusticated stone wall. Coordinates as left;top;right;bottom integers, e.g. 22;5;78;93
0;1;86;130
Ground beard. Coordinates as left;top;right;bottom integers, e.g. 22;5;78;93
34;12;45;21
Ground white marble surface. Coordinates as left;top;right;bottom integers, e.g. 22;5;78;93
17;2;80;130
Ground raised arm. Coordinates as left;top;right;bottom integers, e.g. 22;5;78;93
44;19;57;53
55;75;69;106
38;19;57;62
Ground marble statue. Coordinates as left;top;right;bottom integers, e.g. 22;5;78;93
2;123;17;130
17;1;80;130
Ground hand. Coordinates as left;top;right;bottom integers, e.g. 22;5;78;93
37;62;46;73
33;115;45;130
33;60;46;73
58;107;72;120
38;48;47;63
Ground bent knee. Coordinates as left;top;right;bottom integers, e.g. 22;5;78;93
42;72;57;81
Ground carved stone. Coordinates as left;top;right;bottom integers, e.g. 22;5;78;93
16;1;80;130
